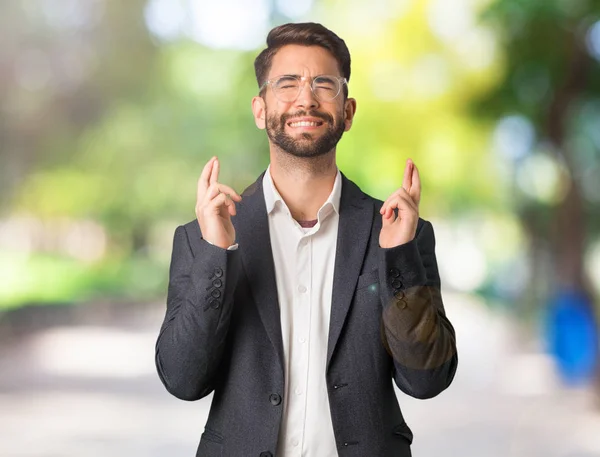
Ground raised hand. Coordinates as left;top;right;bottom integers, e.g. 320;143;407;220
195;156;242;249
379;159;421;248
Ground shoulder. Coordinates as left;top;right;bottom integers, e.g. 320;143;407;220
183;219;201;235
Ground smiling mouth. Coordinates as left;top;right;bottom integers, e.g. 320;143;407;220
287;120;324;128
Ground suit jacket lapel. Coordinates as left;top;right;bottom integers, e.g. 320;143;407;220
327;174;374;370
233;173;285;373
233;171;374;374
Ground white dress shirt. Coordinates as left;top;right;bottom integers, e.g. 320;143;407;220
263;166;341;457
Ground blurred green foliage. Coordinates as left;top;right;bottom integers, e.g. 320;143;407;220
474;0;600;318
1;0;599;310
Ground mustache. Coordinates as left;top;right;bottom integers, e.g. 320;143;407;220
279;110;333;126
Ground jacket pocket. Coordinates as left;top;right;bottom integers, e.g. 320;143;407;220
201;426;223;444
356;269;379;290
197;427;223;457
393;422;414;444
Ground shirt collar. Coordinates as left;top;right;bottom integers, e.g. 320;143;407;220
262;165;342;217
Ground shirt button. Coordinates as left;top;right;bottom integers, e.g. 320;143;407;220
294;388;302;396
298;337;306;344
292;439;299;447
298;285;307;293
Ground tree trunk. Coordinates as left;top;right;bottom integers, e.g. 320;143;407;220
544;24;599;392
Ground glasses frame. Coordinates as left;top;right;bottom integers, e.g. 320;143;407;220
259;74;348;102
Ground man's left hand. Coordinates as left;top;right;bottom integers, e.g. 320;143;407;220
379;159;421;248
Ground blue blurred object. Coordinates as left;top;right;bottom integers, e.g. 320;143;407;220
546;289;599;385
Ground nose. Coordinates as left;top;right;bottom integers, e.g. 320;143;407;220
294;79;319;109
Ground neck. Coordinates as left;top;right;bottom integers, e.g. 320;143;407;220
269;147;337;221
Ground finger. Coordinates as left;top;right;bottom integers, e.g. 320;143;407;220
384;205;396;220
203;183;242;205
398;188;419;212
381;162;415;213
385;194;419;218
206;192;234;214
227;194;237;216
402;158;413;192
216;183;242;201
380;187;418;215
382;207;394;227
380;189;403;215
411;163;421;206
203;183;221;204
197;156;217;200
209;157;220;185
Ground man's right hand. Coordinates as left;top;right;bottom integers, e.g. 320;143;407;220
195;156;242;249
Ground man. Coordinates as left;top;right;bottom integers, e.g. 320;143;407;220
155;22;458;457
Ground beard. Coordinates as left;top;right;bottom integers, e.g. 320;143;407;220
265;109;346;158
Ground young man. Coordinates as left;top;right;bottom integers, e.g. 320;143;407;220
156;22;458;457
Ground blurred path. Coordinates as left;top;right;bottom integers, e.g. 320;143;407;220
0;292;598;457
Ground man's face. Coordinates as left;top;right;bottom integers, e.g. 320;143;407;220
253;45;356;158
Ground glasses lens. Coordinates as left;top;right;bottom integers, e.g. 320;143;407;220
312;76;341;101
272;76;301;102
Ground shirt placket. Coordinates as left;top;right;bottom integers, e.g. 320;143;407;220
286;233;312;456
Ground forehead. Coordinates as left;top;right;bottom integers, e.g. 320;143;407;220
268;45;341;78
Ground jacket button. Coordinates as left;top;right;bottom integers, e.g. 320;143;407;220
394;291;407;309
391;279;402;289
259;452;273;457
269;393;281;406
211;289;222;298
214;268;223;278
209;299;220;310
389;267;400;278
213;279;223;288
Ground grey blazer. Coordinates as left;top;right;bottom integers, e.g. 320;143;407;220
155;172;458;457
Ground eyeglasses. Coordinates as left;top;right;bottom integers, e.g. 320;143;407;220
260;74;348;102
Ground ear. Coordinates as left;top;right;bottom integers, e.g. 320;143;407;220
343;97;357;132
252;96;266;130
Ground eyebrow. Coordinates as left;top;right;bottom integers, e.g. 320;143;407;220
316;75;335;82
276;74;337;80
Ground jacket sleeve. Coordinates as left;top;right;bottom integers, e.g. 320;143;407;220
378;219;458;399
155;223;241;401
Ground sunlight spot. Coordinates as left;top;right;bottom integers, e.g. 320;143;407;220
144;0;271;50
370;60;405;101
188;0;271;50
276;0;313;19
516;151;570;204
411;54;450;98
585;240;600;296
585;20;600;61
428;0;473;42
493;115;535;161
144;0;186;42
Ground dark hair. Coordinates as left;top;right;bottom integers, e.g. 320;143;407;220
254;22;351;97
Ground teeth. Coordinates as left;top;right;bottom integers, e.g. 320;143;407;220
289;121;320;127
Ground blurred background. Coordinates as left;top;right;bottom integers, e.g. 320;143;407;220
1;0;600;455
